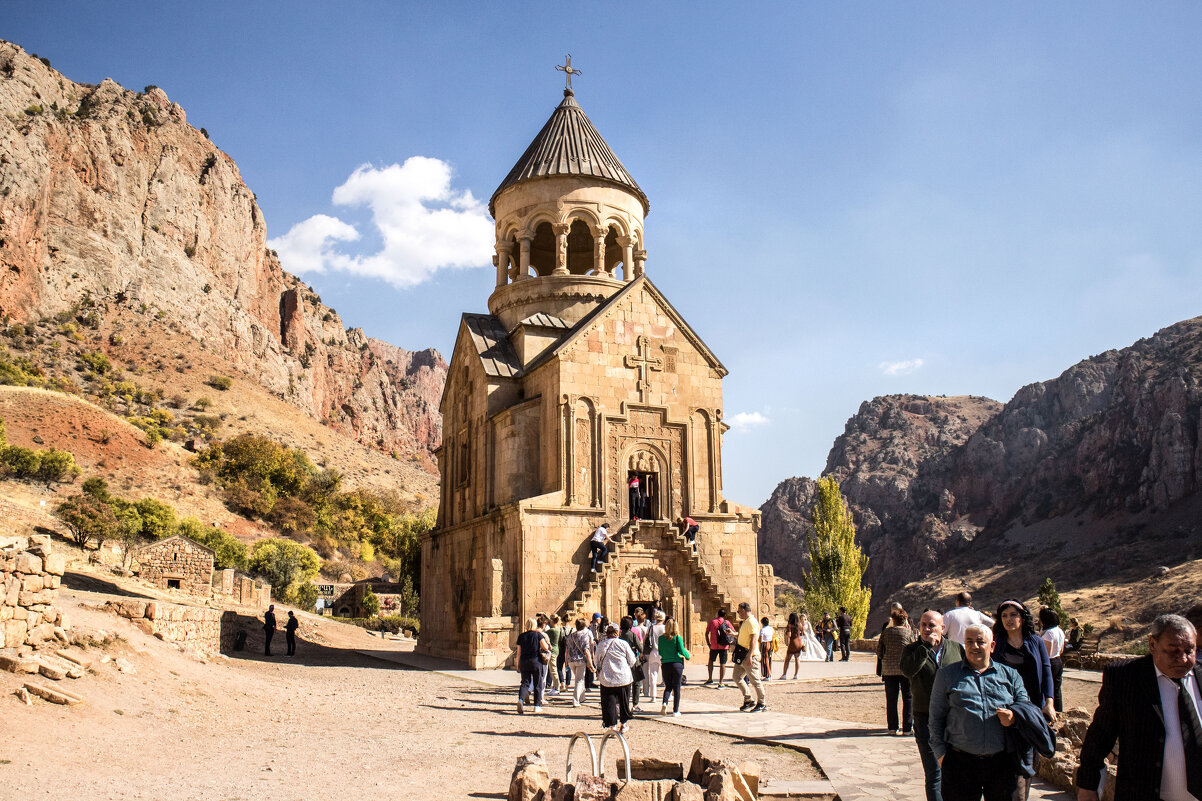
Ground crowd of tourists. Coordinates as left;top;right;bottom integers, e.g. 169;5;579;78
876;591;1200;801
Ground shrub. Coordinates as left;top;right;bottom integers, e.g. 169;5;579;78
55;494;119;547
206;375;232;391
34;448;80;484
177;517;248;571
345;615;419;636
0;445;41;478
82;476;111;501
250;538;321;599
79;351;112;375
192;396;213;411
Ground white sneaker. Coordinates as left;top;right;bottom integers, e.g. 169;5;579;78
660;703;668;715
533;706;543;713
673;711;681;717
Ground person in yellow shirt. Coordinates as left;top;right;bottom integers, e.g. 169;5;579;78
732;601;766;712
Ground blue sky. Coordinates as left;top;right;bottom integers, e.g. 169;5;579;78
7;3;1202;505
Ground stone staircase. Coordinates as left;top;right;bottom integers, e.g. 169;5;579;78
558;520;733;620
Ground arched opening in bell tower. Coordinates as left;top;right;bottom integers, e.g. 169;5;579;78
531;222;555;276
604;226;624;278
566;219;594;275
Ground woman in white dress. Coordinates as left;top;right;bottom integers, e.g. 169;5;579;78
800;613;825;662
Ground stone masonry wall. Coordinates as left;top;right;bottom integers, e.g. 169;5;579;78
136;536;214;598
1;534;67;647
108;599;235;655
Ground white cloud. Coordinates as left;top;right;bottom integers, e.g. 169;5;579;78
267;156;494;288
727;411;770;431
879;358;924;376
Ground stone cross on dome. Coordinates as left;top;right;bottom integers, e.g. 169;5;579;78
556;54;582;92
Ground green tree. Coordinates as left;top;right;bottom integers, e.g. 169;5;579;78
177;517;249;571
81;476;112;501
801;476;872;637
108;499;145;568
360;585;380;617
135;497;178;540
55;494;119;547
0;445;41;478
291;581;319;610
250;537;321;600
1037;577;1067;624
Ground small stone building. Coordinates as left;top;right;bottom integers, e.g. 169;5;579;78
136;535;214;598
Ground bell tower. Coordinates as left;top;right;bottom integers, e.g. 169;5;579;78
487;85;650;338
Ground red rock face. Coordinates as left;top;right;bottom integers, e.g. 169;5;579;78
0;42;445;463
760;315;1202;607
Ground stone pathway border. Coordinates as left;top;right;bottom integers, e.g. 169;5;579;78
361;648;1076;800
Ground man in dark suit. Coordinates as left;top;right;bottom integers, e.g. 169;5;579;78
1077;613;1201;801
901;610;965;801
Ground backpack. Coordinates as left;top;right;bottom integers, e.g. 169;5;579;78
716;620;736;647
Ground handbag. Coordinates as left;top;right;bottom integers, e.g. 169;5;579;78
732;644;749;665
630;661;645;682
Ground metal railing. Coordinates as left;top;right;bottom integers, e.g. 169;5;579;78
566;730;632;783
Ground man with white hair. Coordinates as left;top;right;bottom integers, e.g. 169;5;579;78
1077;613;1201;801
929;623;1029;801
901;610;965;801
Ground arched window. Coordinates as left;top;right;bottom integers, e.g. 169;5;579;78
567;220;594;275
604;226;623;278
530;222;555;276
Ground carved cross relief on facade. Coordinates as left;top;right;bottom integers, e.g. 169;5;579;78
624;335;663;403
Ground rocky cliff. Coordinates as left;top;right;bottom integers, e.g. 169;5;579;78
0;42;445;462
761;316;1202;607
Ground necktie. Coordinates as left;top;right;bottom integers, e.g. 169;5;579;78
1171;676;1202;798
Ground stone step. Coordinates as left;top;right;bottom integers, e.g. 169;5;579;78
0;653;40;674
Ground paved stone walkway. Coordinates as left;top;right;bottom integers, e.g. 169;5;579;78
361;645;1075;800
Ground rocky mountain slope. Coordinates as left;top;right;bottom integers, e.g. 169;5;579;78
761;316;1202;623
0;41;445;463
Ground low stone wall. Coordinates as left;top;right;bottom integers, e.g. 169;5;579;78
1;534;67;647
1063;651;1131;671
107;599;236;655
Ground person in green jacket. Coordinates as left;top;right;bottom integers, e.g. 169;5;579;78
900;609;965;801
657;618;691;716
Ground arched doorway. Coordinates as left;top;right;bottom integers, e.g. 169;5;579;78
626;449;663;520
621;567;673;619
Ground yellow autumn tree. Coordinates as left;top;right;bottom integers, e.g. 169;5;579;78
801;475;871;637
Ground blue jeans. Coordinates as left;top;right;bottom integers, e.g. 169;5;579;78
518;660;545;707
824;633;835;661
589;541;608;571
913;715;941;801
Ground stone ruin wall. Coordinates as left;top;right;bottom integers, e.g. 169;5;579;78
1;535;67;648
211;568;272;608
108;599;236;655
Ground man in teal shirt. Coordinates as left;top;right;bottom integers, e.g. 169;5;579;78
929;623;1028;801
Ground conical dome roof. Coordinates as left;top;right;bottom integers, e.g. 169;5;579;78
490;89;649;217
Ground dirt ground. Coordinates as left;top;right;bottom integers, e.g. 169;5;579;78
0;581;822;801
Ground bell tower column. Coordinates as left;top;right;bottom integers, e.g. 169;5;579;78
617;235;634;282
518;235;533;280
553;223;570;275
495;242;512;287
593;226;609;277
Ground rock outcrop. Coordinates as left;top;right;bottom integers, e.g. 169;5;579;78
0;42;445;461
761;316;1202;610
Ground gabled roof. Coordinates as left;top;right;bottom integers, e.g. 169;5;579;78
461;313;521;378
137;534;215;556
490;89;649;216
523;275;727;377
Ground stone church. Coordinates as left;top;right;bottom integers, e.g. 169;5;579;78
418;83;772;668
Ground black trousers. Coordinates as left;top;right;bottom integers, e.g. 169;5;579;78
264;628;274;655
1049;656;1064;712
600;683;632;727
286;630;296;656
940;749;1015;801
838;629;851;660
883;674;912;732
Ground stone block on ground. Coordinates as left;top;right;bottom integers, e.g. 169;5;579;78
613;779;678;800
14;686;32;704
55;649;93;669
736;762;760;796
670;782;705;801
548;778;574;801
23;681;82;705
38;661;68;681
704;764;755;801
687;750;724;785
619;757;685;782
509;750;550;801
0;653;39;673
572;775;611;801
